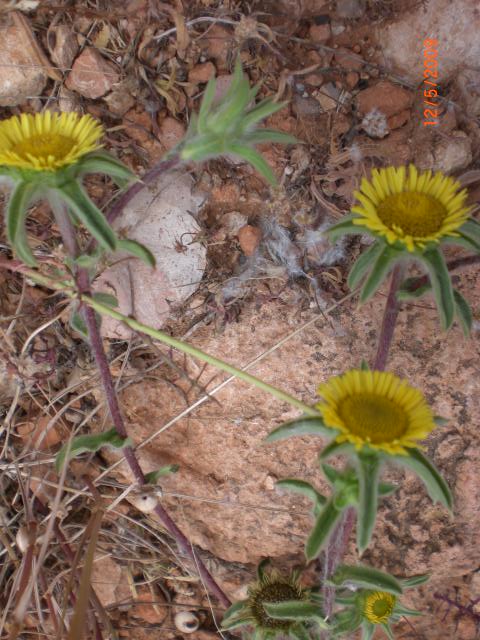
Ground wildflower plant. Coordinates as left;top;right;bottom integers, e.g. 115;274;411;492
1;58;474;640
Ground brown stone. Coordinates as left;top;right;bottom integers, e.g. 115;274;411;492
48;24;78;71
16;416;63;450
157;116;186;151
304;73;324;87
188;61;216;85
91;556;131;608
356;80;413;117
203;25;232;70
387;108;410;130
238;224;262;256
345;71;359;88
0;26;47;106
309;22;331;43
334;47;363;70
66;47;119;99
129;585;167;625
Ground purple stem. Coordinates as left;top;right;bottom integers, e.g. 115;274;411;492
322;264;405;618
56;199;231;609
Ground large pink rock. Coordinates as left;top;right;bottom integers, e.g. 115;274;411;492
66;47;119;99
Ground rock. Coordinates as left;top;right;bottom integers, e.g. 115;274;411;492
304;73;324;87
94;170;206;340
293;95;322;118
188;61;216;85
222;211;249;236
356;80;413;117
361;109;389;138
308;22;331;43
315;82;341;112
432;131;473;173
66;47;119;99
376;0;480;83
238;224;262;256
58;87;80;112
202;25;231;70
334;47;363;70
91;556;131;608
335;0;366;19
345;71;359;88
16;416;63;450
210;183;241;207
0;25;47;106
457;68;480;117
103;85;136;116
129;585;167;624
387;108;410;130
47;24;78;71
157;116;186;152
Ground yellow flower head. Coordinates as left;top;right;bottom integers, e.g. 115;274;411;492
317;369;435;455
352;165;470;251
0;112;103;172
362;591;396;624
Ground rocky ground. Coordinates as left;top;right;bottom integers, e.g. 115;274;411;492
0;0;480;638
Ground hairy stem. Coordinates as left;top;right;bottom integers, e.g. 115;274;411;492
54;202;231;609
322;264;404;621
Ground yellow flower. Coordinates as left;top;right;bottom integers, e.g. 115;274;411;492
317;369;435;455
352;165;470;251
362;591;396;624
0;112;103;171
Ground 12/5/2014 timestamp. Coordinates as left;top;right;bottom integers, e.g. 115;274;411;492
423;38;439;126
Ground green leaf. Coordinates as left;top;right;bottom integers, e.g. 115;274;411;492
144;464;179;484
290;624;312;640
421;247;455;330
57;181;117;252
453;288;473;336
256;558;270;581
69;310;89;339
380;622;395;639
397;277;432;300
197;77;217;133
75;151;135;187
391;448;452;510
434;415;449;426
266;416;335;442
331;564;403;595
319;440;355;461
245;129;297;145
347;241;385;289
461;218;480;242
326;214;366;242
394;604;422;617
305;499;343;562
74;253;101;269
263;601;328;628
360;359;370;371
7;181;39;266
242;98;288;130
361;620;375;640
55;427;130;473
220;616;252;630
400;573;430;589
331;609;362;636
92;292;118;308
221;600;246;624
276;479;327;511
357;452;381;553
117;238;156;267
360;245;400;303
378;482;397;496
228;143;277;185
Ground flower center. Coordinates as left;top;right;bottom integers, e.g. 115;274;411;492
13;134;76;162
377;191;447;238
338;393;408;444
365;592;396;624
250;583;302;629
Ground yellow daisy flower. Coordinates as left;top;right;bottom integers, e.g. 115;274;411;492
362;591;396;624
316;369;435;455
352;165;470;252
0;112;103;172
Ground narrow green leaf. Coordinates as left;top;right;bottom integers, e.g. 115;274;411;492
305;499;343;561
400;573;430;589
117;238;156;267
378;482;397;496
321;463;340;485
347;241;385;289
266;416;335;442
76;151;135;187
453;288;473;336
360;359;370;371
326;214;366;242
319;440;355;461
69;310;89;339
361;620;375;640
220;616;251;630
57;182;117;251
92;292;118;308
421;247;455;330
74;253;100;269
245;129;297;145
228;143;276;185
462;218;480;241
197;77;217;132
360;246;400;303
331;609;362;635
276;479;327;509
242;98;288;129
457;230;480;253
397;276;432;300
394;605;422;616
289;624;312;640
221;600;247;627
7;181;39;266
256;558;270;581
180;137;223;161
264;600;328;628
55;427;130;473
144;464;179;484
331;564;403;595
357;452;381;553
380;622;395;639
392;448;452;510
